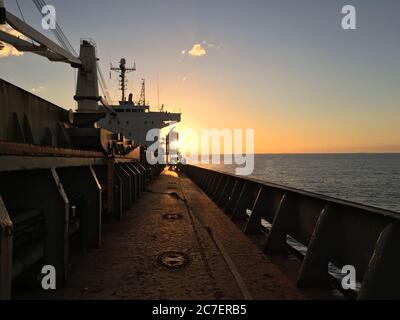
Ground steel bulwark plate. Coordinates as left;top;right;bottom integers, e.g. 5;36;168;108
0;142;107;171
0;142;104;158
0;155;105;172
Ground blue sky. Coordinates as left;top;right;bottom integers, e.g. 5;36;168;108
1;0;400;152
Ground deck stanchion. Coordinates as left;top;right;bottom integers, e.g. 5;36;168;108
219;177;235;208
358;222;400;300
297;205;337;287
201;171;211;190
201;170;208;187
107;158;115;217
133;162;146;191
264;193;295;254
199;170;207;188
57;166;103;252
225;180;243;215
244;187;269;234
122;163;139;201
89;166;102;248
113;172;123;221
129;164;142;198
49;168;70;287
231;183;262;221
216;176;230;204
115;164;132;210
206;173;218;195
231;182;249;220
125;163;139;202
211;174;224;199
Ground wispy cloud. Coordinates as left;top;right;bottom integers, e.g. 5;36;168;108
31;85;45;93
202;40;214;48
0;25;27;58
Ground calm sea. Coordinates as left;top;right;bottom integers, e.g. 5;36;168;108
200;154;400;213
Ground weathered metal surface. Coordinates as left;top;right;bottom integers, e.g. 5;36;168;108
11;208;45;280
67;128;114;153
182;164;400;299
57;166;102;251
0;49;160;298
0;80;139;158
0;195;12;300
0;142;106;172
0;141;104;158
72;112;106;128
0;155;105;172
0;79;71;146
0;159;158;297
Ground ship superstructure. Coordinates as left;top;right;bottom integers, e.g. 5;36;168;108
98;59;181;148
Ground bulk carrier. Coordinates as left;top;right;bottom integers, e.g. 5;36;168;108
1;1;400;300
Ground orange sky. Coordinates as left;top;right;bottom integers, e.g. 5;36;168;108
2;1;400;154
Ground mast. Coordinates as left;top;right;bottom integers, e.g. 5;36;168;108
111;58;135;102
138;78;146;106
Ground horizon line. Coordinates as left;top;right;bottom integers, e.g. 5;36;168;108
194;152;400;156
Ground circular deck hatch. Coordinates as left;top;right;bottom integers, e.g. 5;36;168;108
162;213;183;220
157;251;191;269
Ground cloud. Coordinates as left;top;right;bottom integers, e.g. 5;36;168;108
176;76;187;83
0;25;28;58
202;40;215;48
31;85;45;93
181;41;218;58
188;44;206;57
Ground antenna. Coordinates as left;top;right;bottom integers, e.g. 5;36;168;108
110;58;136;102
138;78;146;106
157;74;160;111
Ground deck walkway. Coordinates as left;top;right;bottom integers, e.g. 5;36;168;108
60;169;303;300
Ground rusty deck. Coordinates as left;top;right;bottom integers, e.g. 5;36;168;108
25;169;304;300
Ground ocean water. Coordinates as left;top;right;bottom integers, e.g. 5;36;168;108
199;154;400;213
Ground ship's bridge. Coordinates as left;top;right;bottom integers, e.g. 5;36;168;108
115;99;149;113
98;101;181;148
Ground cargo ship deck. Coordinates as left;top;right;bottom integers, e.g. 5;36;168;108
14;169;306;300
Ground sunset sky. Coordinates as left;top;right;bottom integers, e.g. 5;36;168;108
1;0;400;153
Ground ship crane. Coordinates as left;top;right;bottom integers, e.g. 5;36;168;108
0;1;100;113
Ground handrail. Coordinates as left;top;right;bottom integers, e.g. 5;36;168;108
181;164;400;300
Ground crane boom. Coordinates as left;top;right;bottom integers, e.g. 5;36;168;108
0;29;71;62
0;3;101;112
0;10;81;66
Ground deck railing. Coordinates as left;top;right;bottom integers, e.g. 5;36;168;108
181;164;400;300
